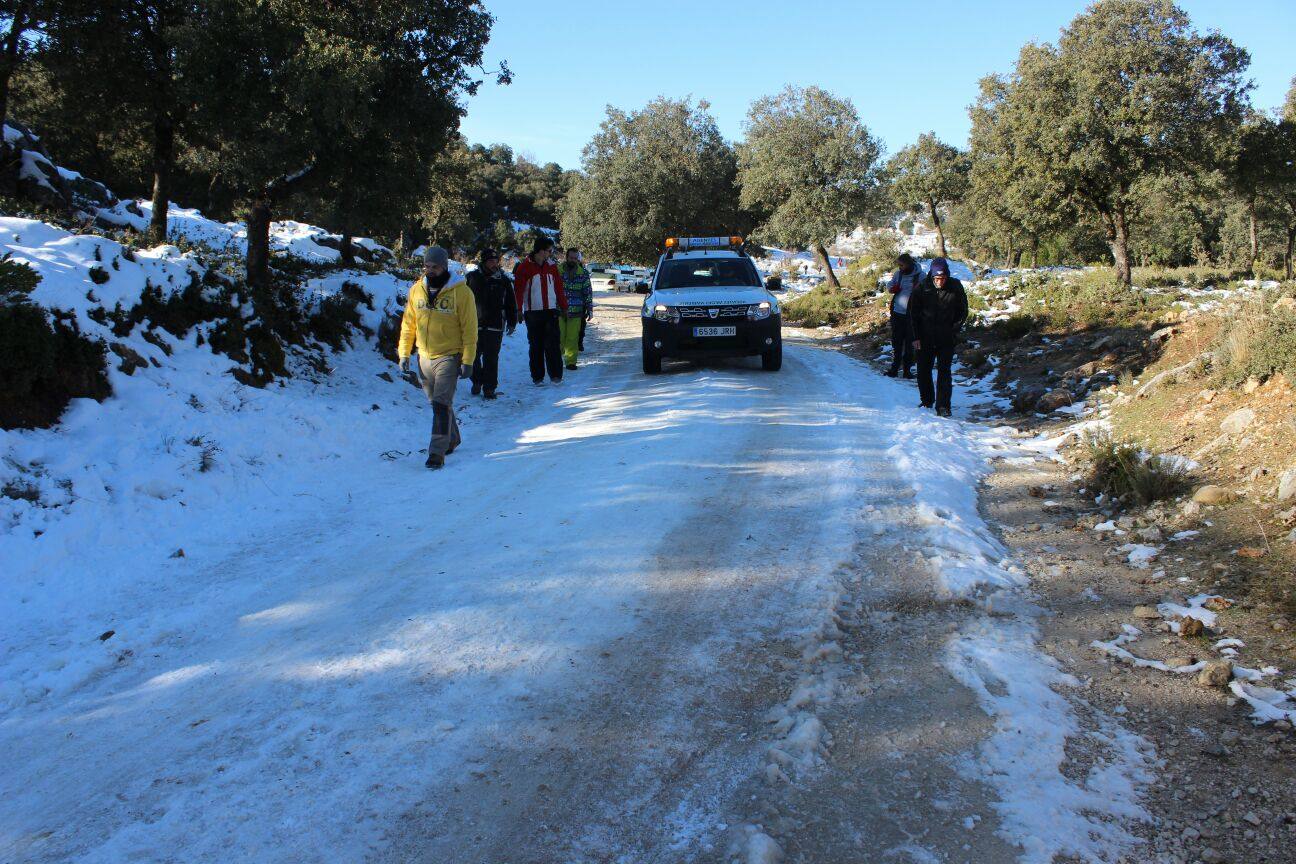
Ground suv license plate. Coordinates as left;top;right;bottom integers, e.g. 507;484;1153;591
693;326;736;337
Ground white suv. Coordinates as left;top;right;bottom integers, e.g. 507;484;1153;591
640;236;782;374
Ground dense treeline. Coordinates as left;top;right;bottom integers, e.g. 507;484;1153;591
560;90;887;278
943;0;1296;283
557;1;1296;283
0;0;559;282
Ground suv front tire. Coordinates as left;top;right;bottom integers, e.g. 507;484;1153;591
642;336;662;374
761;338;782;371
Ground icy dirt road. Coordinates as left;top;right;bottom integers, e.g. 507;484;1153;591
3;291;1153;863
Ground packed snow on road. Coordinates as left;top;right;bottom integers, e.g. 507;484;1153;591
3;215;1153;863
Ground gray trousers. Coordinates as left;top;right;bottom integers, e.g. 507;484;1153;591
418;355;462;457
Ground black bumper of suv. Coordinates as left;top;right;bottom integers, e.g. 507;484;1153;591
642;315;781;357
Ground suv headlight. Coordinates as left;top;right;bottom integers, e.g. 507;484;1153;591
748;301;774;321
653;303;679;323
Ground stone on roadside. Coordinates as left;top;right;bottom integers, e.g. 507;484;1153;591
1197;660;1232;688
1035;389;1075;413
1219;407;1256;435
1277;467;1296;503
1133;605;1162;620
1013;385;1048;414
1179;617;1206;638
1192;485;1233;506
1165;656;1197;669
1137;526;1163;543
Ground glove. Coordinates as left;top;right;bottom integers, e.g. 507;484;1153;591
459;364;472;380
585;308;594;322
398;355;410;373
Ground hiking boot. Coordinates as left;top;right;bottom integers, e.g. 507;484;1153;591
565;363;577;371
902;369;914;379
425;454;445;469
533;379;545;386
484;390;498;400
470;384;481;396
884;367;899;378
936;407;952;417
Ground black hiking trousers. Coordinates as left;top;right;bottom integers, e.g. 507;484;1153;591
888;312;913;374
472;328;504;394
916;343;956;413
524;310;563;383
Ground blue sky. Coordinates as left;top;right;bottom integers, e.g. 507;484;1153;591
457;0;1296;169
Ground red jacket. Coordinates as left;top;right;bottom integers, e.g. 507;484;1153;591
512;257;567;313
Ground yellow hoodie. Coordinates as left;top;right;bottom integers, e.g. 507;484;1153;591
397;273;478;363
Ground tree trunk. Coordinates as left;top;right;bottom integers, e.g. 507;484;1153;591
1286;227;1295;280
1107;209;1132;286
1031;237;1040;269
148;116;175;244
814;244;839;288
1005;236;1014;270
246;200;273;288
339;231;355;267
928;198;946;258
1248;204;1258;277
0;1;32;127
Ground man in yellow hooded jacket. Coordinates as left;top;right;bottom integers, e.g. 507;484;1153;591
397;247;478;469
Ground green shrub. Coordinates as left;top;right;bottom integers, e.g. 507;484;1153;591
88;265;110;284
1084;432;1191;505
1006;269;1176;330
0;255;41;299
309;282;371;349
782;284;856;328
1212;297;1296;387
992;312;1040;339
0;303;110;429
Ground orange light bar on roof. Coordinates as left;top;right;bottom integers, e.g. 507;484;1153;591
669;236;744;250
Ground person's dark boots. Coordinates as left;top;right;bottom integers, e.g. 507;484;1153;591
902;368;914;379
936;407;952;418
425;454;445;469
484;390;498;400
470;384;481;396
885;366;899;377
566;363;577;371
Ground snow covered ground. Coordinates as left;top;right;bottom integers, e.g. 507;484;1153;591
3;283;1154;862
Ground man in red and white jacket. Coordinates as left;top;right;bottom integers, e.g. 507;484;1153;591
512;238;568;384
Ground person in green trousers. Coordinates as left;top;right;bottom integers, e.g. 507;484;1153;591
557;248;592;370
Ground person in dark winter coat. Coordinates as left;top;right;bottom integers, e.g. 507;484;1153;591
466;248;517;399
512;238;567;385
885;253;922;378
908;257;968;417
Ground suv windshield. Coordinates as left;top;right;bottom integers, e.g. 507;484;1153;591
656;257;761;289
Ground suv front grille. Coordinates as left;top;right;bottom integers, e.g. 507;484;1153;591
678;305;747;319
